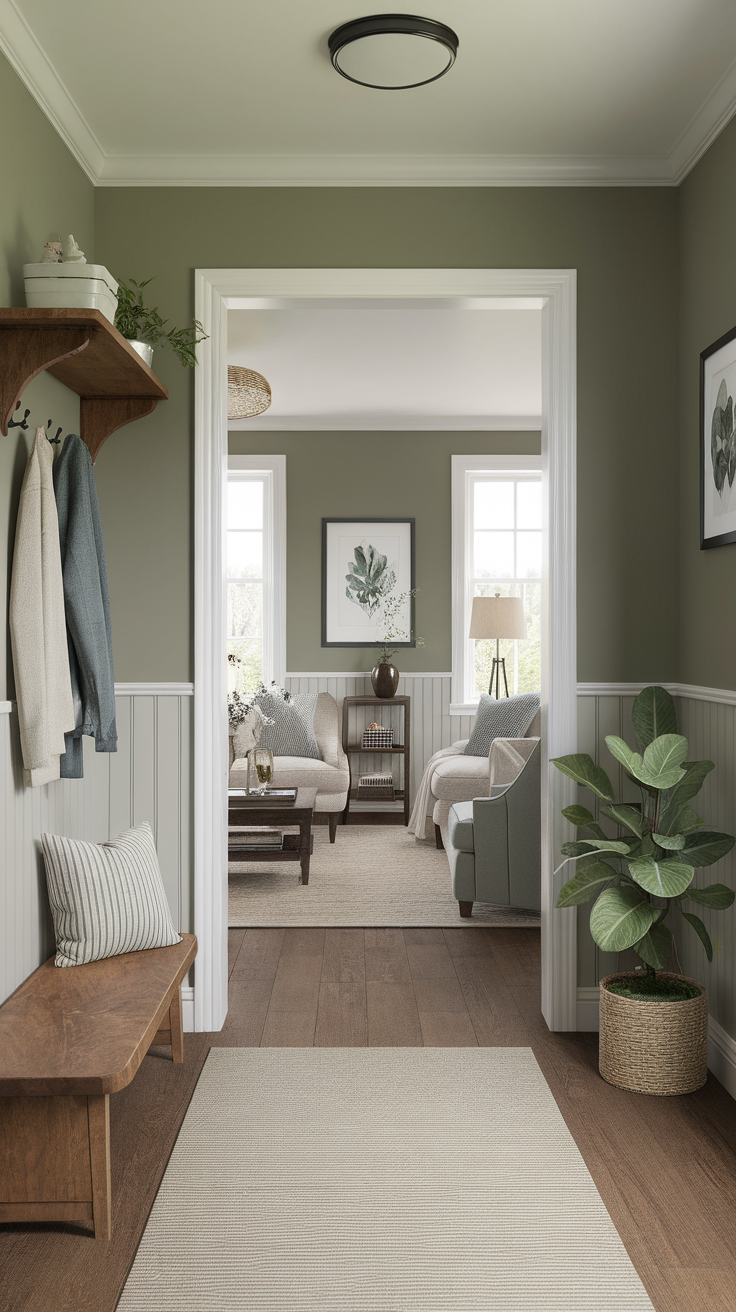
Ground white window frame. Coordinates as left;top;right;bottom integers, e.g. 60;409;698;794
227;455;286;686
451;454;543;715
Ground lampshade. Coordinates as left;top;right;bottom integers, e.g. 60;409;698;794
227;366;271;419
469;595;527;641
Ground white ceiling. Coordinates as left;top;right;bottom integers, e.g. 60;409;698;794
227;299;542;429
2;0;736;185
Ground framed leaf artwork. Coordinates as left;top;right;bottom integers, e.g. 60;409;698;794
701;325;736;548
322;519;415;647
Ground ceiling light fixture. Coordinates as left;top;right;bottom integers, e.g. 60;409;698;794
227;365;272;419
328;14;458;90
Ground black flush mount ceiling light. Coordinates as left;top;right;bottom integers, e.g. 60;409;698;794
328;14;459;90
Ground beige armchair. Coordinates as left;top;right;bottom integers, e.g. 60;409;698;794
229;692;350;841
409;708;541;848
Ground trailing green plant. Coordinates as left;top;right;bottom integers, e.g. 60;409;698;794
552;685;735;978
114;277;207;367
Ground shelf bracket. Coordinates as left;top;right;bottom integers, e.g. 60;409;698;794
80;398;160;465
0;328;90;436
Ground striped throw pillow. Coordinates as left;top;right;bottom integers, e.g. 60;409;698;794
41;822;181;968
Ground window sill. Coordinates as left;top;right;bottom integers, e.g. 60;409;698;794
449;702;480;717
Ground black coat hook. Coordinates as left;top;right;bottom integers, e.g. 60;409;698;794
8;408;30;430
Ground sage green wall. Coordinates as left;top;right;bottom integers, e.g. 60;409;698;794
94;186;679;684
0;53;94;697
679;114;736;689
228;430;541;672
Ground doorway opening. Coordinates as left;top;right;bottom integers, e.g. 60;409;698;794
194;269;577;1035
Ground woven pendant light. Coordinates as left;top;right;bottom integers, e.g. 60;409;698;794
227;365;272;419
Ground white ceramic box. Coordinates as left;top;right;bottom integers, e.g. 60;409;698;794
23;263;120;325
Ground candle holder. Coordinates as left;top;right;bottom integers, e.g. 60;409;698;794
247;745;274;795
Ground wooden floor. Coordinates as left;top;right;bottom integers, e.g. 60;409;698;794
2;926;736;1311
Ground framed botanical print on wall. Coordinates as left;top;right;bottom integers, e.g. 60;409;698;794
701;325;736;549
322;518;415;647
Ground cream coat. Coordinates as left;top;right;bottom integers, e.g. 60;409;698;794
9;429;75;786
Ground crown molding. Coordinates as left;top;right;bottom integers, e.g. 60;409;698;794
669;51;736;183
0;0;104;182
2;0;735;189
94;152;677;187
228;413;542;432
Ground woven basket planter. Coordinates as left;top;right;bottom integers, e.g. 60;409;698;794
599;972;708;1096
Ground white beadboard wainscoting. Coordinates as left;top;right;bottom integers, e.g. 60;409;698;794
576;685;736;1099
0;686;193;1020
285;673;474;805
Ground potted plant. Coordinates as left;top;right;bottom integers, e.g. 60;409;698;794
368;590;424;698
552;685;735;1095
114;277;207;368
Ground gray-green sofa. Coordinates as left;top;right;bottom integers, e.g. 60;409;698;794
445;739;541;917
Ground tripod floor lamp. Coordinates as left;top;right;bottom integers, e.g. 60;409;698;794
469;594;527;698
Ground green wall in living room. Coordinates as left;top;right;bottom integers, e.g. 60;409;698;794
227;430;541;673
93;184;680;684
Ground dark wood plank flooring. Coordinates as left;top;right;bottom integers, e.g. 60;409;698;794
2;926;736;1311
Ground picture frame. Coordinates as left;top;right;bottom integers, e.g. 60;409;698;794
322;518;416;648
701;324;736;549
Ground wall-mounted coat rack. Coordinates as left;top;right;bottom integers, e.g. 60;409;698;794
0;308;168;464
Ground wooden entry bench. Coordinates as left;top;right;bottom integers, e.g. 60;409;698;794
0;934;197;1240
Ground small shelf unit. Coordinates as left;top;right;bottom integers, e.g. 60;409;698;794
341;694;411;825
0;308;169;464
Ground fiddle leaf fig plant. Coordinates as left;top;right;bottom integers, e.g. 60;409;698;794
552;685;736;974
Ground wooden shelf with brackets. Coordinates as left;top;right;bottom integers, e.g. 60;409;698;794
0;308;168;464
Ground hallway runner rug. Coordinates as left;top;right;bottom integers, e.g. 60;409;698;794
228;825;540;928
118;1047;653;1311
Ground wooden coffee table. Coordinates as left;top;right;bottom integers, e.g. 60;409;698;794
227;787;317;884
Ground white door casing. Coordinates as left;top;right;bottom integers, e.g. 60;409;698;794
194;268;577;1034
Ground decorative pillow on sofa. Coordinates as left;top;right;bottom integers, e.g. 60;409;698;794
41;822;181;967
256;691;322;760
464;692;540;757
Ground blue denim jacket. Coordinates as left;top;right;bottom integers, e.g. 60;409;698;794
53;433;117;778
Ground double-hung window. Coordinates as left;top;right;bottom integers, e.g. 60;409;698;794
452;455;542;713
226;456;286;692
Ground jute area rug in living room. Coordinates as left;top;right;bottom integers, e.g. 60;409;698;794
118;1048;653;1311
228;825;540;928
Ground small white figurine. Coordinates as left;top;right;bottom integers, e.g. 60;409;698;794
41;238;62;263
63;234;86;264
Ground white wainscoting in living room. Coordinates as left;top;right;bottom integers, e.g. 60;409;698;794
0;687;193;1019
285;673;474;805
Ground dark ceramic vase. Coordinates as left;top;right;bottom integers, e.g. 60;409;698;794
371;663;399;698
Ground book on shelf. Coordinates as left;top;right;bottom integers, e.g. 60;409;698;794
228;828;283;847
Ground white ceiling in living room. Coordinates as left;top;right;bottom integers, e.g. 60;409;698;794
2;0;736;185
227;299;542;430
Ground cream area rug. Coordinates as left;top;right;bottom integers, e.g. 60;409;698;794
228;825;540;928
118;1048;653;1311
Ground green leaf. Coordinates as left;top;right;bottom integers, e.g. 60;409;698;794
556;860;617;907
631;686;678;753
641;734;689;785
601;803;646;837
605;735;641;776
634;921;673;970
657;801;703;836
590;886;657;953
627;856;695;897
681;831;736;868
561;837;630;858
551;754;614;801
652;832;686;850
685;883;736;910
561;840;597;857
662;759;715;809
680;910;713;962
561;805;596;827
